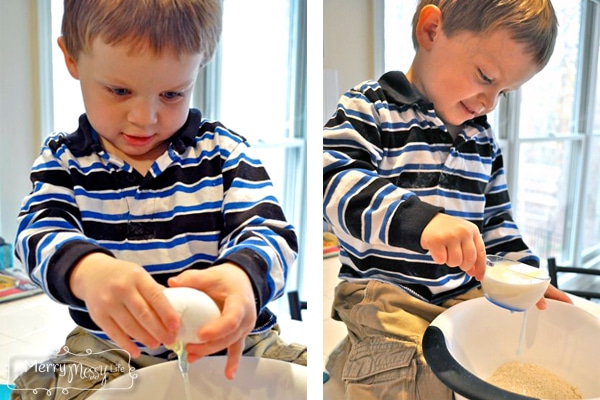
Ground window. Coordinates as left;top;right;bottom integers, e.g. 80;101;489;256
512;0;583;264
196;0;308;312
49;1;84;134
379;0;600;268
582;8;600;257
513;1;600;266
380;0;416;75
39;0;307;316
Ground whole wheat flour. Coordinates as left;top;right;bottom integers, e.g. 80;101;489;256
487;362;583;399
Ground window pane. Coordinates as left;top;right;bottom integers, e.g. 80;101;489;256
594;39;600;133
51;1;84;134
383;0;417;73
518;0;581;138
583;136;600;252
219;1;292;142
588;40;600;253
218;1;295;206
515;141;574;261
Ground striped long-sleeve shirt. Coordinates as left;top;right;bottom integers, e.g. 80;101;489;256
323;71;538;304
16;108;297;347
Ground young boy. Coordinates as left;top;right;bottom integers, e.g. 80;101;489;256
12;0;305;397
323;1;571;398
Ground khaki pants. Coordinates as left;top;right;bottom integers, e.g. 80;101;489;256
326;280;482;400
11;325;306;400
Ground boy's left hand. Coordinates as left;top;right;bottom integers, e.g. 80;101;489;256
536;284;573;310
167;262;257;380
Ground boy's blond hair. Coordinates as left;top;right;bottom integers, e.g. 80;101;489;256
61;0;222;65
411;0;558;68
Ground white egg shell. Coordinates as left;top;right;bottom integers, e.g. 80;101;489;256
163;287;221;344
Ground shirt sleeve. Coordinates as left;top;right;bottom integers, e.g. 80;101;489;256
323;84;443;253
214;140;298;312
481;145;540;267
14;136;112;307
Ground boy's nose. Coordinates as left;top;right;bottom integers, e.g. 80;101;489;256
477;91;500;113
127;98;159;128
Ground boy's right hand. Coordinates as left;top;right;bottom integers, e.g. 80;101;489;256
420;213;486;281
69;253;180;358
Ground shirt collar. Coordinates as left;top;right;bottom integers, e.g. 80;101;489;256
378;71;434;112
378;71;489;128
66;109;203;157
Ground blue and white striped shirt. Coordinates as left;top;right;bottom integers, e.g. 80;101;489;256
16;108;297;344
323;71;538;303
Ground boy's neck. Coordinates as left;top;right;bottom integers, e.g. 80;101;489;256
446;124;461;139
405;66;461;139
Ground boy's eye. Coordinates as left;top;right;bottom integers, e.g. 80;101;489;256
161;91;184;101
478;69;493;84
108;87;131;96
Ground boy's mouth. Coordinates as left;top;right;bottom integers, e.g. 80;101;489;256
122;133;155;147
460;102;480;118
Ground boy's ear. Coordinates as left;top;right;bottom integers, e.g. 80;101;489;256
57;36;80;80
414;5;443;51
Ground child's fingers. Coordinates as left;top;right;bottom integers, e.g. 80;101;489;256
186;296;253;361
472;236;487;281
197;305;243;342
122;291;173;347
186;329;240;361
429;246;448;265
85;292;156;352
544;284;573;304
108;301;161;348
135;281;180;345
535;297;547;310
90;289;167;351
445;243;463;267
460;239;477;268
224;339;244;380
169;269;215;291
95;313;142;358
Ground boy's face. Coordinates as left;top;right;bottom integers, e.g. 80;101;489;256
59;37;202;165
410;25;540;131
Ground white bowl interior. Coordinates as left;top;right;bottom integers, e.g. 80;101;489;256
88;356;306;400
429;297;600;399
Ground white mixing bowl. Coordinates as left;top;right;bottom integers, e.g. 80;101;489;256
88;356;306;399
423;297;600;400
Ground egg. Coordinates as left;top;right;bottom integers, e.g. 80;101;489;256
163;287;221;344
